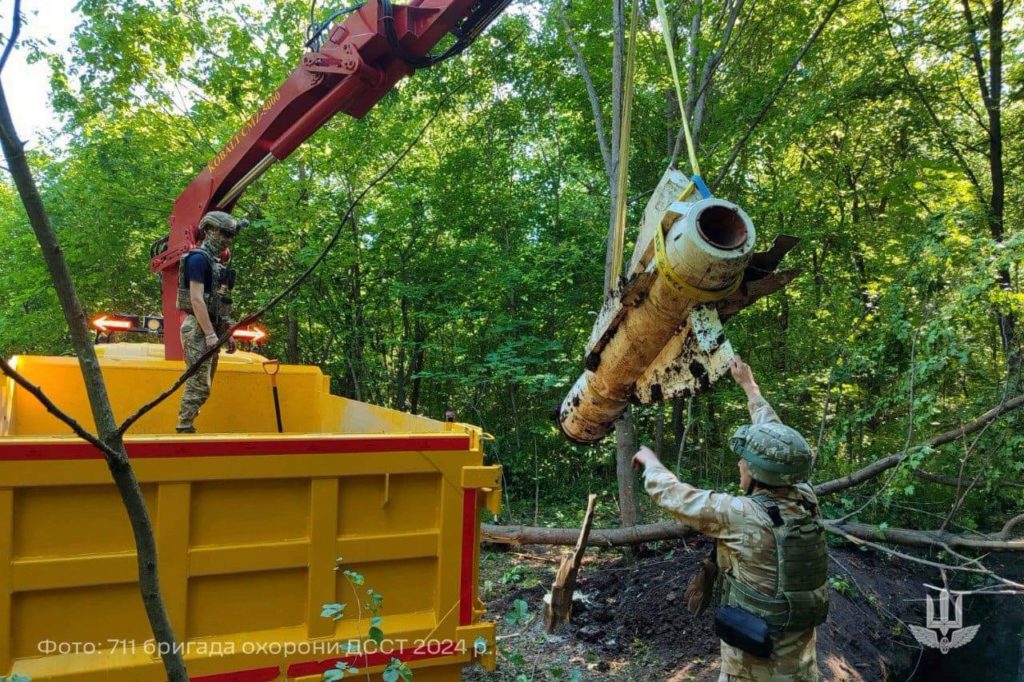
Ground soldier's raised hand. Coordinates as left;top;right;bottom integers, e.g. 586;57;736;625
729;355;755;387
632;445;660;471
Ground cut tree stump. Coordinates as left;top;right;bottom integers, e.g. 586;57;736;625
545;494;597;633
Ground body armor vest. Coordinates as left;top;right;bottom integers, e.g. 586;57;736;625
176;249;225;323
720;485;829;632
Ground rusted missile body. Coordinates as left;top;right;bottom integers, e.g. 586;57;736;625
559;194;753;443
558;169;799;445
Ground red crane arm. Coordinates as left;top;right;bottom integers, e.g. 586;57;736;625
151;0;507;360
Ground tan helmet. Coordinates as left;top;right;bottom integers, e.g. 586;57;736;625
730;422;812;486
198;211;247;238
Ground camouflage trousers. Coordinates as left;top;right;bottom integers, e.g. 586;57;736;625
176;315;219;430
718;630;819;682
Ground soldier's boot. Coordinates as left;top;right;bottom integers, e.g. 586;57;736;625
176;422;196;434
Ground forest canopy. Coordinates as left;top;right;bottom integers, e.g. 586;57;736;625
0;0;1021;539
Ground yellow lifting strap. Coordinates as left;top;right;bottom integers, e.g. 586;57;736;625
607;0;641;292
654;0;701;180
652;184;742;303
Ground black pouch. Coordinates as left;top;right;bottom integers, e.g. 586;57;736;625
714;605;773;658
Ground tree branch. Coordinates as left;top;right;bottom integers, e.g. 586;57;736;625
0;67;188;681
0;0;20;76
876;0;986;200
710;0;844;190
959;0;993;106
828;520;1024;553
1000;513;1024;539
482;521;696;547
814;393;1024;496
556;2;611;178
0;358;118;458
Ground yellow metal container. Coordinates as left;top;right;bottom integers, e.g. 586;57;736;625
0;345;500;681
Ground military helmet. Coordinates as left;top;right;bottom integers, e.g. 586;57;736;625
730;422;812;486
199;211;247;238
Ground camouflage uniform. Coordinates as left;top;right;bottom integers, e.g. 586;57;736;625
175;211;242;432
642;395;822;682
177;312;220;428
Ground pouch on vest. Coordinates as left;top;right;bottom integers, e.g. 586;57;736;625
719;490;829;633
176;249;222;322
714;605;773;658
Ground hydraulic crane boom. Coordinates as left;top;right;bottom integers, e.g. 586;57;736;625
150;0;509;360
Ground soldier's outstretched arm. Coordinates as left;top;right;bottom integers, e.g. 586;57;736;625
633;447;744;540
729;355;781;425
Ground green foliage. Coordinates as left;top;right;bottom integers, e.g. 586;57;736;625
320;602;346;621
322;558;399;676
500;564;526;585
323;662;358;681
827;575;855;597
504;598;530;626
382;659;413;682
1;0;1022;537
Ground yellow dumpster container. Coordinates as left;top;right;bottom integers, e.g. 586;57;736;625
0;345;500;681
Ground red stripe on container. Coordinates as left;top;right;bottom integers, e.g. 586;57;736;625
191;666;281;682
460;489;478;625
286;643;462;677
0;435;471;460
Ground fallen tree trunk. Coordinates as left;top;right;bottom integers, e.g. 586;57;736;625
482;520;1024;551
826;521;1024;552
482;521;695;547
814;393;1024;496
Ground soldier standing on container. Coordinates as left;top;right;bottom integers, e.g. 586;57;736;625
633;356;828;681
175;211;245;433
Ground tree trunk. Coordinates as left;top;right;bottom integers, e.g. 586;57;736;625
409;320;426;414
961;0;1019;381
0;82;188;680
285;313;299;364
985;2;1020;381
614;407;639;527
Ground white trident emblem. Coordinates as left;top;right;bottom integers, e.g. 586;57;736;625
908;588;980;654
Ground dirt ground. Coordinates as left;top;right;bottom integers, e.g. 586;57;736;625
460;536;997;681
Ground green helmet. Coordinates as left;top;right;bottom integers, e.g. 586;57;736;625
199;211;247;237
730;422;812;486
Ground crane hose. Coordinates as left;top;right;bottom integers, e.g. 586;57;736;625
379;0;513;69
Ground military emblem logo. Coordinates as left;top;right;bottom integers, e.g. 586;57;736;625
908;588;980;654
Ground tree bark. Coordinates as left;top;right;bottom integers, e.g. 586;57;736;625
829;521;1024;552
546;494;598;632
285;313;299;364
960;0;1019;380
483;521;695;547
555;0;640;526
482;520;1024;552
614;407;639;527
0;82;188;680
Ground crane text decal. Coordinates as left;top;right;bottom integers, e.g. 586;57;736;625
207;91;284;173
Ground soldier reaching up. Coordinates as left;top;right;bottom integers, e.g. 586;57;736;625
633;356;829;682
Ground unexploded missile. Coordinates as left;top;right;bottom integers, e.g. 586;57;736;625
558;170;759;445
